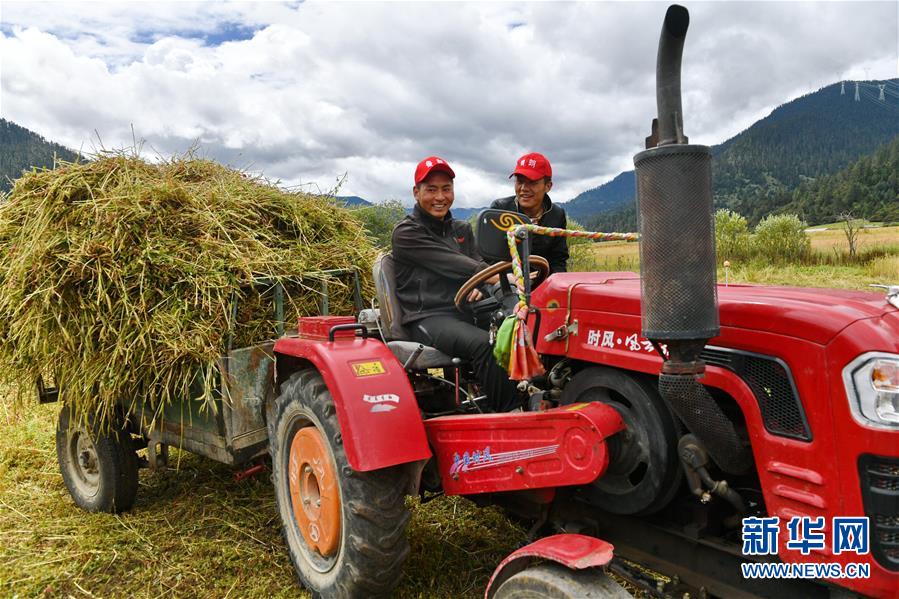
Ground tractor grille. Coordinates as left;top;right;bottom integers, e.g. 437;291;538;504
860;455;899;571
701;347;811;441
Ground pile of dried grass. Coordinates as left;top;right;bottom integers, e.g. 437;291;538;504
0;153;375;427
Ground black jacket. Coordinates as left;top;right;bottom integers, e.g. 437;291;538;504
489;194;569;273
391;204;488;325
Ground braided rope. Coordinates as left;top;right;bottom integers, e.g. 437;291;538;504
505;224;638;314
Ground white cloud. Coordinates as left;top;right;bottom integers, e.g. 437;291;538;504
1;1;896;206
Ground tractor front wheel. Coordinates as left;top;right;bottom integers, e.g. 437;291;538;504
269;368;411;598
493;563;632;598
56;404;139;513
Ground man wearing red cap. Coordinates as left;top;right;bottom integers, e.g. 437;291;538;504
391;156;519;412
490;152;569;274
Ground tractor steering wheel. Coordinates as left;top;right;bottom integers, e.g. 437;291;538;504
453;256;550;310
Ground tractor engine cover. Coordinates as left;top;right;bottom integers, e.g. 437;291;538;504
424;403;624;496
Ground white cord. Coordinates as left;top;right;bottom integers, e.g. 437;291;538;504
370;296;386;340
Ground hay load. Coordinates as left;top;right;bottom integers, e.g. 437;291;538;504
0;154;376;426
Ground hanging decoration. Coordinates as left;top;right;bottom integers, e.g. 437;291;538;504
495;224;638;380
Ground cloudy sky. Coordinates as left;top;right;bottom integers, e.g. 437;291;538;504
1;1;896;206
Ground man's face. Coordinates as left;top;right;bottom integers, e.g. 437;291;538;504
514;175;552;213
413;172;455;219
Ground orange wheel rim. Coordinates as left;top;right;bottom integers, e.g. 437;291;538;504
288;426;341;557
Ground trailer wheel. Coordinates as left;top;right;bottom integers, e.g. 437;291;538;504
269;368;411;598
561;366;681;515
493;563;631;598
56;404;139;513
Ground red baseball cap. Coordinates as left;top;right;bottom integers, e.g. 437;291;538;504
510;152;552;180
414;156;455;185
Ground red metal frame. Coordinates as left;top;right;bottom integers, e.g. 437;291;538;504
296;315;356;340
484;534;614;599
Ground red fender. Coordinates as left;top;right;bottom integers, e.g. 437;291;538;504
274;336;431;471
484;534;615;599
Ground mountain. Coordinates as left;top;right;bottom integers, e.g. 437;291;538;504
334;195;372;207
585;132;899;232
447;206;480;220
715;80;899;222
562;171;637;221
566;79;899;224
0;119;80;193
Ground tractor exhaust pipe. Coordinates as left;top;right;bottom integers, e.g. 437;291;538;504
635;3;717;371
655;4;690;147
635;5;752;474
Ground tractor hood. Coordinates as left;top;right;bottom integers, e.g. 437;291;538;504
532;272;897;345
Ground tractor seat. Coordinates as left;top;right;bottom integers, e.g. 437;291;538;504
373;253;460;369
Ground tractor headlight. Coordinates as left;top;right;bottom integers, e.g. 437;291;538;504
843;352;899;429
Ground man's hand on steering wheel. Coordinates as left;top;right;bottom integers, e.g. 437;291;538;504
453;256;550;310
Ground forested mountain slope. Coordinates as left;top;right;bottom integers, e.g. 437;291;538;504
568;80;899;224
0;119;79;192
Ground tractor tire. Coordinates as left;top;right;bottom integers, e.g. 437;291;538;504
269;368;411;598
561;366;682;516
56;404;139;513
493;563;632;598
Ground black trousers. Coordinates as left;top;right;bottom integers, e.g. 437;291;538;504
410;313;519;412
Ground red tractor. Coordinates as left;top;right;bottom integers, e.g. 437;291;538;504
48;5;897;598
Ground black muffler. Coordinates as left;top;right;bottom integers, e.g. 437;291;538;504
635;5;751;474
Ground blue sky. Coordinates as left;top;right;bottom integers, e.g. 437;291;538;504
1;1;896;205
131;22;259;46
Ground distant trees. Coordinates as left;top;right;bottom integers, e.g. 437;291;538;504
349;200;406;249
839;211;862;259
781;135;899;225
582;203;637;234
585;133;898;231
713;209;811;264
715;209;751;263
753;214;811;264
0;119;79;193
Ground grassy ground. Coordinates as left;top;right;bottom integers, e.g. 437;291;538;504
571;225;899;289
804;224;898;252
0;398;526;598
806;220;887;229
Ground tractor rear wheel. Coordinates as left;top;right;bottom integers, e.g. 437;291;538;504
56;404;139;513
493;563;632;598
269;368;411;598
561;366;681;515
